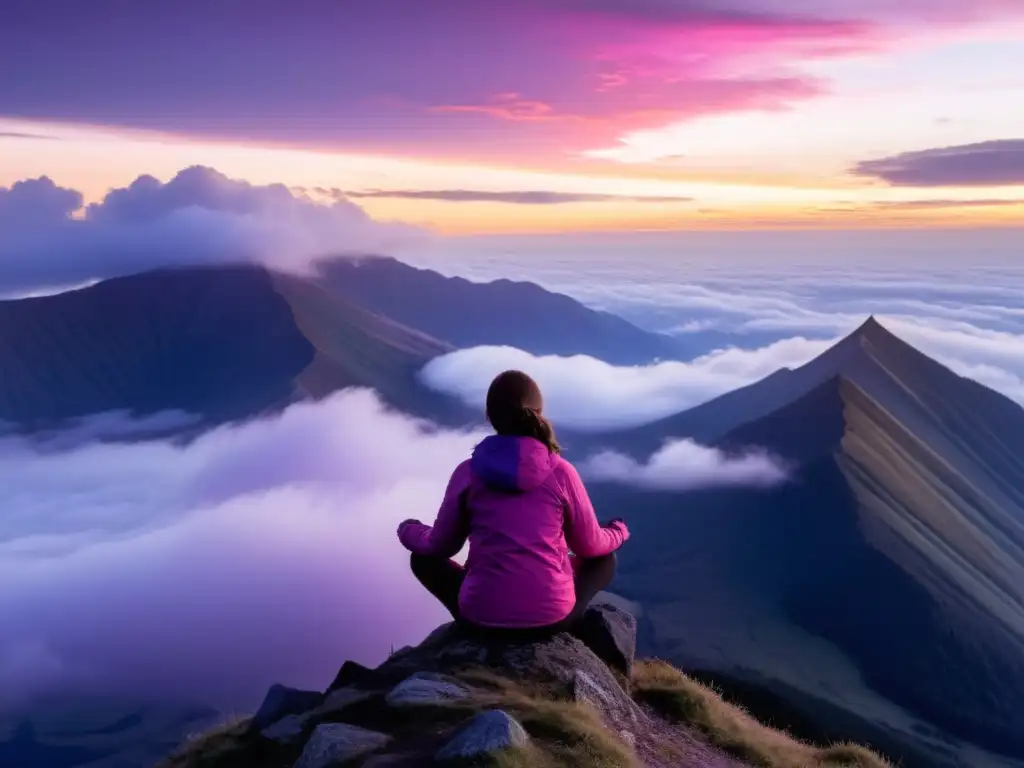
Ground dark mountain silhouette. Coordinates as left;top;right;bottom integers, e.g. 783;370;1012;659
0;264;470;434
315;255;685;364
594;319;1024;767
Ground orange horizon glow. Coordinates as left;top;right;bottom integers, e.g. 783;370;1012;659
2;112;1024;236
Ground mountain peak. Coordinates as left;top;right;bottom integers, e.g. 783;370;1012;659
835;315;899;351
851;314;892;342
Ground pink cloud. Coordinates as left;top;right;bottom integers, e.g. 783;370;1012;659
432;94;574;123
4;0;1022;161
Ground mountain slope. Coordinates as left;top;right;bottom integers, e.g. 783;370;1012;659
0;265;468;434
603;315;1024;450
315;255;684;364
596;321;1024;767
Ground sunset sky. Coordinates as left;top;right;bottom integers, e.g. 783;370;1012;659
2;0;1024;233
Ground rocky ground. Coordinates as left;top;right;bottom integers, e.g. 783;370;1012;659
160;604;888;767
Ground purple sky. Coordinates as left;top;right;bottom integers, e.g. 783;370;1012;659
2;0;1019;162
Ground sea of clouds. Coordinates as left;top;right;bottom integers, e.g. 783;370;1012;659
0;391;482;713
0;388;783;715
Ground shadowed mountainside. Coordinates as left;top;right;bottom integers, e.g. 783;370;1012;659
0;264;471;434
593;319;1024;768
315;255;684;364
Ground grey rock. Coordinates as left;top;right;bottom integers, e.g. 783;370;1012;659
572;603;637;677
261;687;374;744
251;683;322;731
385;671;469;707
373;616;645;734
314;686;373;715
620;730;636;748
327;659;377;691
260;714;306;744
293;723;391;768
435;709;529;761
573;669;615;709
574;669;639;727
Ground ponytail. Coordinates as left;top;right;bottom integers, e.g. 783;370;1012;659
523;407;561;455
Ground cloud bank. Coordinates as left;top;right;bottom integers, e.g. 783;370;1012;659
420;337;833;430
581;439;788;491
0;389;486;713
0;166;424;296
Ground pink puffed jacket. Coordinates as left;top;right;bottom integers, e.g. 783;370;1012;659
398;434;629;628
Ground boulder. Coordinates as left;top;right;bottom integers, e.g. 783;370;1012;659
572;603;637;677
259;714;306;744
258;687;374;745
315;685;373;715
293;723;390;768
435;709;529;761
372;618;646;737
327;659;378;692
385;671;470;707
250;683;322;731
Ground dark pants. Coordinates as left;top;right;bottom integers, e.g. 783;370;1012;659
410;551;617;642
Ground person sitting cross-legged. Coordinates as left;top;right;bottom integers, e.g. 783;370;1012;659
397;369;629;642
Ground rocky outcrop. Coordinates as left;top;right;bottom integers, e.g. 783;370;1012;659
251;683;323;731
293;723;391;768
572;603;637;677
166;605;748;767
435;709;529;761
361;617;643;738
385;672;470;707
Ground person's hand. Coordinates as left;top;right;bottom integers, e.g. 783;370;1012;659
602;517;624;528
397;518;422;537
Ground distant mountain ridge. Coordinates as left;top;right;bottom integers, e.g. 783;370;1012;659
0;264;471;433
315;255;684;364
596;318;1024;767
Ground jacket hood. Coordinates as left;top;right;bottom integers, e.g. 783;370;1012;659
470;435;558;492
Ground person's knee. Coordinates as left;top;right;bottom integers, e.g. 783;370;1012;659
596;551;617;573
410;552;429;576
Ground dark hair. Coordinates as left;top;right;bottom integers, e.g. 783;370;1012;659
485;370;560;454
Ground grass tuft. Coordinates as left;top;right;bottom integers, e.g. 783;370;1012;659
632;660;890;768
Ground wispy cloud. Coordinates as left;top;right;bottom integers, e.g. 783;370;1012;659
853;140;1024;187
344;189;694;205
870;199;1024;209
0;0;934;160
581;438;789;491
0;131;60;141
